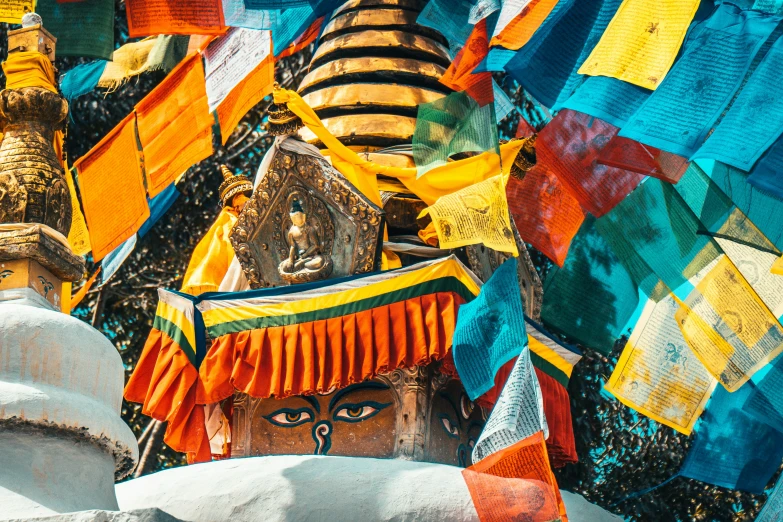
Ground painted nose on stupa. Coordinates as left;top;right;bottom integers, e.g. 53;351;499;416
296;0;452;151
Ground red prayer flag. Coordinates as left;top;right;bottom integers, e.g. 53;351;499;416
539;109;645;217
440;18;494;106
597;136;689;184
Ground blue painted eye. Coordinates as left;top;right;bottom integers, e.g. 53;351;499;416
333;401;391;423
439;414;460;439
264;408;314;427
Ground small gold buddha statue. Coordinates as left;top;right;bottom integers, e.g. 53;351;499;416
278;197;332;282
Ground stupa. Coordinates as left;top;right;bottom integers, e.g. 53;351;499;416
0;5;619;522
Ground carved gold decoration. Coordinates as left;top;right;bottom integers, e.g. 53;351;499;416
0;87;71;237
231;150;383;288
218;164;253;208
509;135;538;180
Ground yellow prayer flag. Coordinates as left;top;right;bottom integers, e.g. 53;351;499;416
577;0;700;90
180;208;238;295
273;88;530;207
418;174;518;255
65;167;91;256
606;295;716;435
0;0;36;24
674;255;783;391
74;113;149;262
97;35;186;91
771;254;783;276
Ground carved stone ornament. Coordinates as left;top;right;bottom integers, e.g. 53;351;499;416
0;87;71;237
465;216;543;321
231;150;384;288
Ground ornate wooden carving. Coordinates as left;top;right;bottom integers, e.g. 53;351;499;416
230;151;384;288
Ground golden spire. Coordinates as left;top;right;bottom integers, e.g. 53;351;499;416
297;0;451;153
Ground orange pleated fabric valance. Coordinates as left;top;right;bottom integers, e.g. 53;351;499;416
124;257;482;462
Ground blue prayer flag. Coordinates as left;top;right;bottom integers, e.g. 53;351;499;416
693;33;783;171
680;382;783;494
541;216;642;355
698;159;783;251
747;136;783;200
59;61;107;102
475;48;516;73
503;0;621;110
619;4;779;157
452;257;527;400
560;76;650;129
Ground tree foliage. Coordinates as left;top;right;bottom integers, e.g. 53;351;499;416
1;2;775;519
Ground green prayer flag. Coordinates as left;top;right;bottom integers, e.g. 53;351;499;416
412;91;499;178
37;0;114;60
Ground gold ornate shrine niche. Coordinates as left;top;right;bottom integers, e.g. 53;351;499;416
230;149;384;288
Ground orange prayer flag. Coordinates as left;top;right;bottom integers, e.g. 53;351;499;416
463;431;567;522
74;114;149;262
490;0;560;51
69;268;101;310
217;56;275;144
126;0;226;37
440;18;493;107
135;53;214;197
276;17;324;59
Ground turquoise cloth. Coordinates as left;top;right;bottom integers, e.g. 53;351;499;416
744;356;783;434
452;258;527;400
680;382;783;494
560;76;650;128
503;0;621;110
619;4;779;157
541;216;641;355
475;48;517;73
700;159;783;251
417;0;475;54
59;60;107;102
693;30;783;170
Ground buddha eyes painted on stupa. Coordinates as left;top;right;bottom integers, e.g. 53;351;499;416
249;381;397;458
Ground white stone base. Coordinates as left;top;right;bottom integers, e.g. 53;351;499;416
115;456;622;522
0;429;119;519
0;301;138;519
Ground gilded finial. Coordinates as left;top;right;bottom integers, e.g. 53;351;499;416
509;134;537;180
267;84;304;137
218;164;253;208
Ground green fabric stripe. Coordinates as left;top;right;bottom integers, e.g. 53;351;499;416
207;276;477;338
152;316;196;367
529;350;570;389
